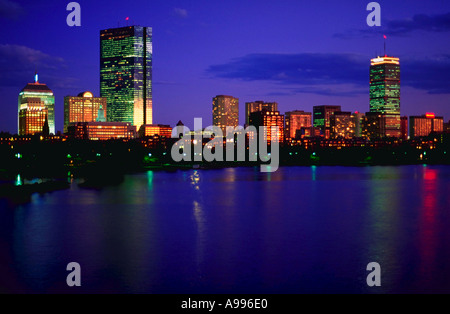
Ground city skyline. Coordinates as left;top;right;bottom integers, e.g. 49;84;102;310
0;0;449;134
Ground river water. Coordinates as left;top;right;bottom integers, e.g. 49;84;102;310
0;165;449;294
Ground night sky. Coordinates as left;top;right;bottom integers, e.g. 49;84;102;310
0;0;449;133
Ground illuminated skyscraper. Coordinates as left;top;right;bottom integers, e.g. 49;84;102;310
285;111;312;139
370;56;401;137
212;95;239;135
313;105;341;139
100;26;152;130
245;101;278;126
18;73;55;134
64;92;107;133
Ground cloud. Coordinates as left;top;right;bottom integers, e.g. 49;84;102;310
173;8;188;19
0;44;71;88
335;12;450;38
207;53;450;96
403;55;450;94
207;53;368;96
0;0;23;19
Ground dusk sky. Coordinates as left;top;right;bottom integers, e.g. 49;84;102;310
0;0;449;133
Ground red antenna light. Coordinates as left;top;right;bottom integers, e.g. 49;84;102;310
384;35;387;39
126;17;129;21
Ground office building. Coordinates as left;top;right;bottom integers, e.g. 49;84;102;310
410;113;444;138
363;112;386;140
100;26;153;130
139;124;173;138
401;116;408;140
18;101;48;136
330;111;354;139
352;112;365;138
18;73;55;134
249;110;284;144
245;101;278;126
313;105;342;139
64;92;107;133
212;95;239;135
68;122;136;140
285;111;312;140
370;56;401;137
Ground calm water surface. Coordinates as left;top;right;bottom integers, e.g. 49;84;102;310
0;165;449;294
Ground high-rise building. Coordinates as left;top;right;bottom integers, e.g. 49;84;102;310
249;110;284;144
245;101;278;126
100;26;153;130
400;116;408;140
285;111;312;140
18;73;55;135
212;95;239;135
313;105;342;139
410;113;444;138
18;101;48;136
370;56;401;137
64;92;107;133
330;111;355;139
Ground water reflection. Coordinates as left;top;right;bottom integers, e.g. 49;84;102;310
365;167;402;292
3;166;450;293
418;167;438;288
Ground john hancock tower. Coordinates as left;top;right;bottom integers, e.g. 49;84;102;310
100;26;153;129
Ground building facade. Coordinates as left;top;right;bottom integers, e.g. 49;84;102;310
212;95;239;135
285;111;312;140
313;105;342;139
352;112;365;138
400;116;409;140
68;122;136;140
370;56;401;137
100;26;153;130
363;112;386;140
18;74;55;135
249;110;284;144
18;101;48;136
330;111;355;139
245;101;278;126
64;92;107;133
139;124;173;138
410;114;444;138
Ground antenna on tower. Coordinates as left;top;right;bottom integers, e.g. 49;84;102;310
383;35;387;57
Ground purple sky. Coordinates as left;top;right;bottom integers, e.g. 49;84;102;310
0;0;449;133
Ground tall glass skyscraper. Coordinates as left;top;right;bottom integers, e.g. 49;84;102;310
370;56;401;137
100;26;153;130
18;73;55;135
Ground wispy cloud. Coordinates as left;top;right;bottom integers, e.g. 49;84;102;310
335;12;450;38
207;53;450;95
0;0;23;19
0;44;75;88
173;7;188;19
